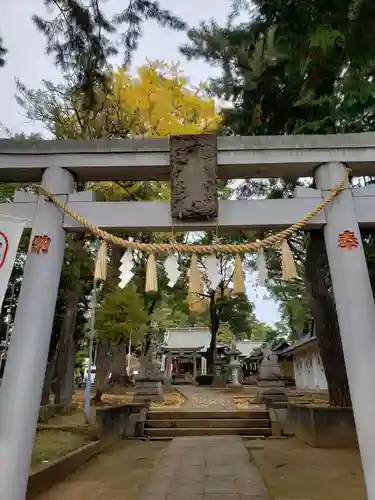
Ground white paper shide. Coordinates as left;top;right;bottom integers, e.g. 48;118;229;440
164;253;181;287
119;239;135;289
205;254;222;291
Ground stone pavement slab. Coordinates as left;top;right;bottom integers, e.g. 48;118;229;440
138;436;271;500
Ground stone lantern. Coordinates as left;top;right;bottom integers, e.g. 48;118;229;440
227;345;242;388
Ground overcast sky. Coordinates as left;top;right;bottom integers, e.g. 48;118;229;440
0;0;281;325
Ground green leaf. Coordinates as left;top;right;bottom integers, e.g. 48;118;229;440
309;27;345;53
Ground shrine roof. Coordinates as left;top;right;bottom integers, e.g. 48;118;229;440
235;340;263;357
162;328;211;351
272;339;290;353
277;335;317;357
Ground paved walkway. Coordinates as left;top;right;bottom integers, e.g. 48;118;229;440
36;388;271;500
138;435;271;500
177;385;238;410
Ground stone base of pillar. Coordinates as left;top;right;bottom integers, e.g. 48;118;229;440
132;377;163;403
162;375;174;392
211;361;226;388
256;385;287;406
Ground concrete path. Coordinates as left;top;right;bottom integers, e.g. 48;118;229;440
177;385;238;410
138;436;271;500
34;436;271;500
35;389;271;500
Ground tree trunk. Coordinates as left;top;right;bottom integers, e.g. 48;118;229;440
53;233;86;406
105;342;131;391
93;341;111;400
40;358;56;406
54;292;78;406
142;332;152;357
40;327;60;406
142;299;157;357
207;290;219;373
305;231;351;407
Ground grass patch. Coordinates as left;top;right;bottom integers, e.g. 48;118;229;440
32;440;168;499
249;437;366;500
32;430;91;471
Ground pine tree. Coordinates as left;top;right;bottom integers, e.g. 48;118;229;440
1;1;186;107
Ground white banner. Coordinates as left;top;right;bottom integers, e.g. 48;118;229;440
0;221;26;311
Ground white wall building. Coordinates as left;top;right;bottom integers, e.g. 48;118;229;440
279;336;328;391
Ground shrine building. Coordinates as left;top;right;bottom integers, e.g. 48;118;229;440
160;327;229;382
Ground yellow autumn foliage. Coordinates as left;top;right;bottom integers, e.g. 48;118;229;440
55;60;221;140
110;60;221;137
53;60;221;202
67;60;220;203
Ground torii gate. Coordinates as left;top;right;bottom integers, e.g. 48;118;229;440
0;133;375;500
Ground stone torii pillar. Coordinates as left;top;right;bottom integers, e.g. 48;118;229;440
0;167;74;500
315;162;375;500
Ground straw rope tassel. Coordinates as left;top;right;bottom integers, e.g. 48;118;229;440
94;240;108;281
145;253;158;292
233;253;245;295
281;240;298;280
188;254;201;312
256;245;267;286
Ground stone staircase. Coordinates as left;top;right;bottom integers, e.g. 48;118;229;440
144;409;272;439
262;391;289;409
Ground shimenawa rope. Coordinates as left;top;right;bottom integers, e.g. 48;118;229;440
33;168;349;255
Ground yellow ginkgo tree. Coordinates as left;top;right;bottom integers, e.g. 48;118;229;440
109;60;220;137
16;60;221;141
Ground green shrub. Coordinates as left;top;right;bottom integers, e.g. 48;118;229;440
221;365;231;382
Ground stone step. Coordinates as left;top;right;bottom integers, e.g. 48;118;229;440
148;410;269;420
263;393;288;400
145;418;271;429
145;435;266;441
267;401;288;410
144;427;273;438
